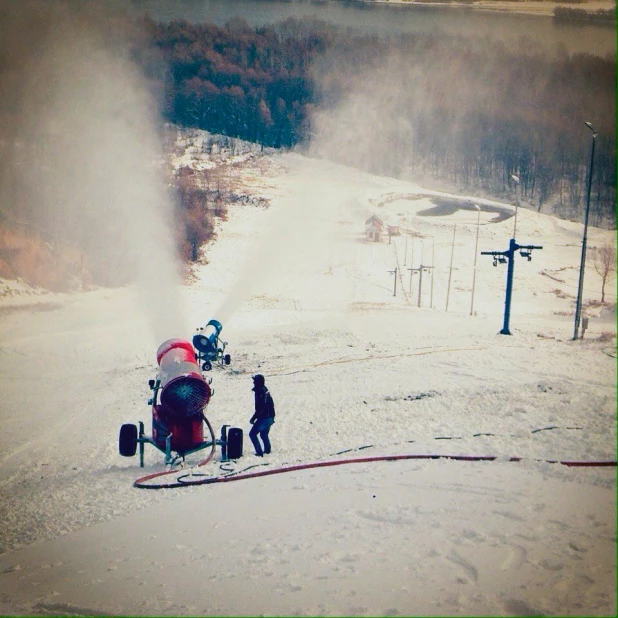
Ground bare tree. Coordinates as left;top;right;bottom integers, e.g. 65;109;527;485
593;243;617;303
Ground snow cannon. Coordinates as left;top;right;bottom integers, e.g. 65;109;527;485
192;318;231;371
118;337;243;468
156;338;210;417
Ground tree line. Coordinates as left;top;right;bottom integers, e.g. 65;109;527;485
140;17;615;228
140;16;329;148
0;9;614;291
553;7;616;24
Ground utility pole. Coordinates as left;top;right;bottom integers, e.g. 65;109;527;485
481;239;542;335
409;265;433;308
573;122;598;340
445;224;456;312
407;237;416;296
511;174;520;239
408;267;421;304
430;238;435;309
417;266;424;308
470;205;481;316
388;268;397;296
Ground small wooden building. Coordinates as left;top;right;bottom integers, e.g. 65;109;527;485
365;215;384;242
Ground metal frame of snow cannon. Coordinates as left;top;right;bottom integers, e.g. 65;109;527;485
192;319;231;371
119;338;240;468
120;378;241;467
138;378;219;468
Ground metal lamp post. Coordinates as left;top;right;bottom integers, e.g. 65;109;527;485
470;204;481;316
573;121;598;340
445;224;456;312
511;174;520;239
422;234;436;309
429;235;435;309
408;237;415;294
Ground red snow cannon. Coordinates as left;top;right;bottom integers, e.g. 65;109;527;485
119;338;217;467
119;328;243;469
150;338;211;459
155;338;211;417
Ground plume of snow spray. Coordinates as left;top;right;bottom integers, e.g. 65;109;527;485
0;1;187;344
212;160;349;324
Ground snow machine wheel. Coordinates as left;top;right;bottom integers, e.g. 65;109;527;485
224;354;231;365
227;427;243;459
119;423;138;457
202;360;212;371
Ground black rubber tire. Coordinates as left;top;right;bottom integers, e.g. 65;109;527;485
227;427;243;459
224;354;231;365
202;360;212;371
119;423;138;457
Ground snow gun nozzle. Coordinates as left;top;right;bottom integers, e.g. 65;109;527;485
193;319;223;355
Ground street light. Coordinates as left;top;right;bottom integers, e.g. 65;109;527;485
445;224;457;312
511;174;520;239
573;121;598;340
470;204;481;316
408;237;415;294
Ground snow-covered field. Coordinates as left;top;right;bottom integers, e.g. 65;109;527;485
0;153;615;616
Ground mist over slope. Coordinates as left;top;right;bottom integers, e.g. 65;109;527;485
0;3;614;614
0;1;186;341
0;147;615;616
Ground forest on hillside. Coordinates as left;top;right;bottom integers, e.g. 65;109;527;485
0;7;615;291
140;16;616;227
553;7;617;24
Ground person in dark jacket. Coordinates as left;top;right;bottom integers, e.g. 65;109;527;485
249;374;275;456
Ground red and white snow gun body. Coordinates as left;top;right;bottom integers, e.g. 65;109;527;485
119;328;241;467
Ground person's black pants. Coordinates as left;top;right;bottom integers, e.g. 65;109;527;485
249;417;274;456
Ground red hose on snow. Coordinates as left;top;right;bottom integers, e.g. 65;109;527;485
133;414;217;488
133;452;616;490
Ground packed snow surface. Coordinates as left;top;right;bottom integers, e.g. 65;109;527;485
0;153;615;616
